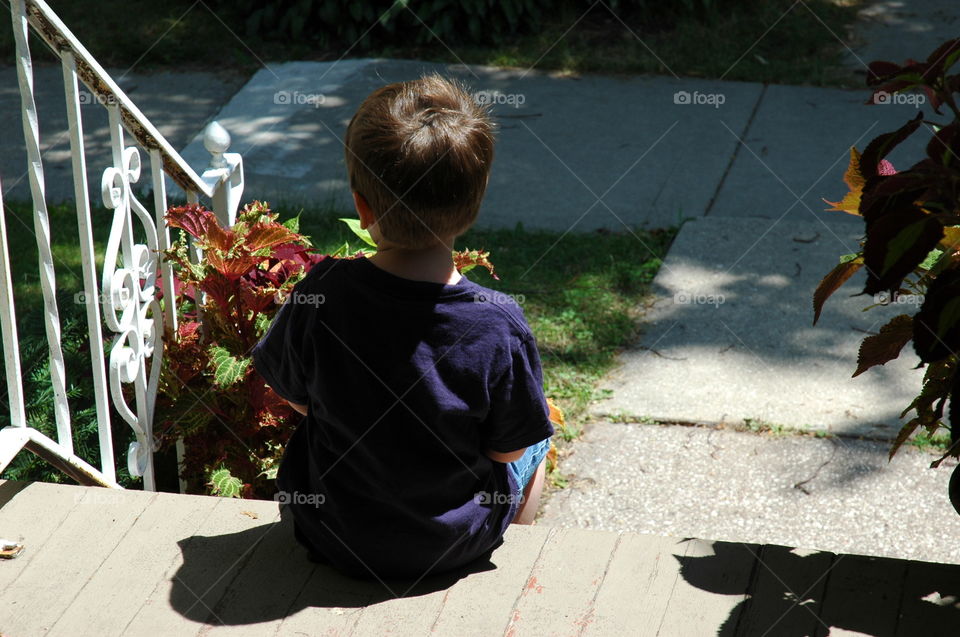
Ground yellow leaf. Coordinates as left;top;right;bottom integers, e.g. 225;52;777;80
824;148;865;216
941;226;960;251
547;397;565;427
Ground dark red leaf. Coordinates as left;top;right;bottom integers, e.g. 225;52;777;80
813;258;863;325
867;60;903;86
245;223;302;252
205;251;262;281
925;38;960;76
863;207;943;295
926;122;960;167
860;113;924;181
853;314;914;377
166;204;220;241
914;269;960;363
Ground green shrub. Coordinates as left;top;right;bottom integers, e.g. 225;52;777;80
0;293;137;487
212;0;547;48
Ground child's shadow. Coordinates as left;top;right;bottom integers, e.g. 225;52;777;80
168;506;495;626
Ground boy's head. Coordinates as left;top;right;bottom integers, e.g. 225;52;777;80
344;74;495;249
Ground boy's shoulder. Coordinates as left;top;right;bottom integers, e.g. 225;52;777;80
295;257;534;340
466;283;533;341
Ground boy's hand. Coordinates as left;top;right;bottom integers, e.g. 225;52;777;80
485;448;527;464
287;400;308;416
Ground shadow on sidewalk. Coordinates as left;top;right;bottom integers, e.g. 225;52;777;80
679;539;960;636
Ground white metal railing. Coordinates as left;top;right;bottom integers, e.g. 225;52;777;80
0;0;243;490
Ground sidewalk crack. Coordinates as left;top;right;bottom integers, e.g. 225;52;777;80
703;83;768;216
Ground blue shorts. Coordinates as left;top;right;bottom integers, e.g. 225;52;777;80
507;437;551;498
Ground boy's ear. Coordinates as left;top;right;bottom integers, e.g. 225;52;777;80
353;191;375;230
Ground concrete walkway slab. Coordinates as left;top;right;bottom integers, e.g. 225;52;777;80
593;214;918;438
848;0;960;71
709;83;930;223
0;66;247;203
177;59;763;229
540;422;960;567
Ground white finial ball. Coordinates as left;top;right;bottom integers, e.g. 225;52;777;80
203;121;231;154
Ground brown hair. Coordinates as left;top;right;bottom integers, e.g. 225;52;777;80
344;74;495;249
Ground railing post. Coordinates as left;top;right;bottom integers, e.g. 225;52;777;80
62;50;116;484
1;0;247;490
12;0;72;454
0;179;25;429
201;121;244;227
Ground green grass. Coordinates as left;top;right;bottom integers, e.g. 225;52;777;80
6;0;862;87
907;430;952;454
399;0;861;86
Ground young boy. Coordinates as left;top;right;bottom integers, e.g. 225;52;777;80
252;74;554;581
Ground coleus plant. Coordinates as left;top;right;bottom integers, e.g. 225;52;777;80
156;200;555;499
156;201;323;498
814;39;960;484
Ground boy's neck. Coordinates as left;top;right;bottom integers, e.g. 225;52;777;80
368;240;461;285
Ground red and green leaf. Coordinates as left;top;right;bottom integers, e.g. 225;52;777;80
454;248;499;280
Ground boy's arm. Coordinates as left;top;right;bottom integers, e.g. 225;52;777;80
252;291;311;409
483;334;554;463
485;447;527;464
287;400;308;416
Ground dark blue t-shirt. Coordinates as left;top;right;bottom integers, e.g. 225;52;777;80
252;256;554;579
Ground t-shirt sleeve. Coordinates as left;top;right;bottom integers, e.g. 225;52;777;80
252;295;309;405
483;333;555;453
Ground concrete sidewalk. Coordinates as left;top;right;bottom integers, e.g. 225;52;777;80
540;422;960;567
175;59;928;231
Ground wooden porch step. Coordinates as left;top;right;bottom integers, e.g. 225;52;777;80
1;479;958;636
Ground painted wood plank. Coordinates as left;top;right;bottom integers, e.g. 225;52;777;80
201;508;319;636
581;533;690;636
123;497;282;636
47;490;222;637
429;525;552;636
736;545;835;637
656;539;759;637
894;559;960;637
814;553;909;637
504;526;620;637
274;559;383;637
0;483;156;634
343;565;452;635
0;480;83;593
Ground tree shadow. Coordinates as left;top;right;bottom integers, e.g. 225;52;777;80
168;504;496;627
677;539;960;637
